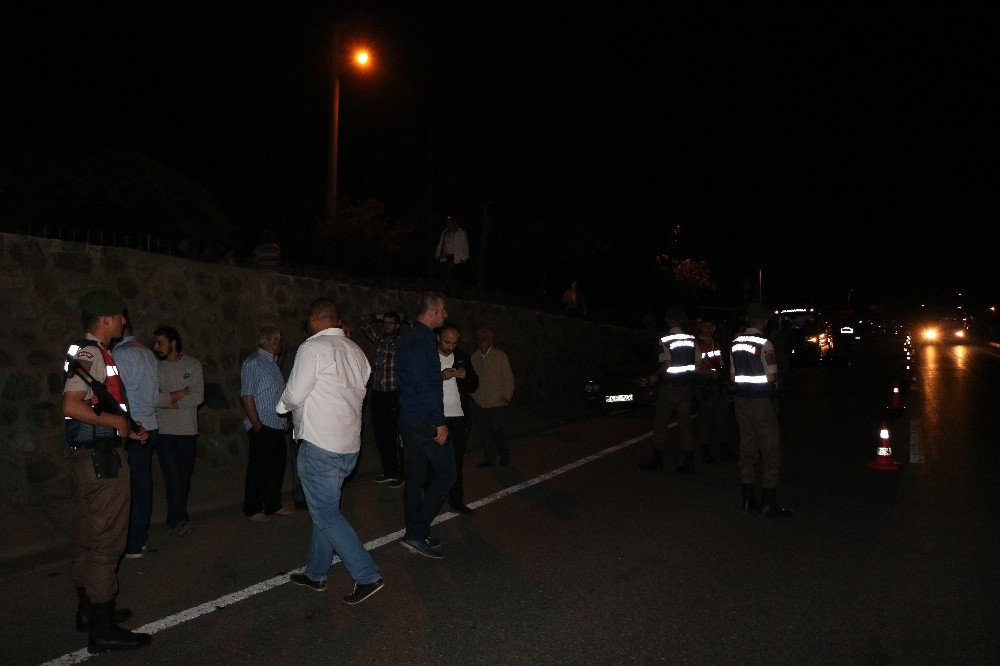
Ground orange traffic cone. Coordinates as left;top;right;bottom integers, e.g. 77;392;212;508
888;383;903;411
867;422;900;470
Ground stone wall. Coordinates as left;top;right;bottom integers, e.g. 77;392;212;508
0;232;649;564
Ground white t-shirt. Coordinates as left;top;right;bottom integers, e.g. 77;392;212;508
439;353;464;417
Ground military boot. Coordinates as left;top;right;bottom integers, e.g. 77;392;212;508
87;601;152;654
702;444;717;464
741;484;760;513
675;450;694;474
639;450;664;471
759;488;793;518
76;587;131;632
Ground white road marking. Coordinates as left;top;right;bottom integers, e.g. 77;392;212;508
41;430;654;665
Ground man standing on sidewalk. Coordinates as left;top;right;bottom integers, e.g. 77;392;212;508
152;326;204;537
395;292;455;558
240;325;293;522
112;312;159;559
469;327;516;467
278;298;384;604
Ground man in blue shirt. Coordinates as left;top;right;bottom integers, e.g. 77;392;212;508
112;311;160;559
240;325;292;521
395;292;455;558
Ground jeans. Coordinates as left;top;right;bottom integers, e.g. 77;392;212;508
157;434;198;528
400;420;456;541
298;440;380;585
125;429;158;553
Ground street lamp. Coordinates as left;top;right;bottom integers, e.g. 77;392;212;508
329;41;372;220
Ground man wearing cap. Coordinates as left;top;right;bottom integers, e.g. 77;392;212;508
730;303;793;517
640;306;697;473
62;290;152;653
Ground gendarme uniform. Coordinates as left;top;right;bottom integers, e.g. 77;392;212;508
643;307;698;473
730;302;792;517
63;290;152;652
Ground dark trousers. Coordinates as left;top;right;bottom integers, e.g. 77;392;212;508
157;433;197;528
471;401;509;464
371;390;401;478
243;425;287;515
125;430;158;554
69;447;129;604
400;420;456;541
446;415;469;507
287;434;305;505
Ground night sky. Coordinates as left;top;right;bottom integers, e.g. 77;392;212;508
2;2;996;313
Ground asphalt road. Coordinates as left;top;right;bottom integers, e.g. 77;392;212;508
2;337;997;665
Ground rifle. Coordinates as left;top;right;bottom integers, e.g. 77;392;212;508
66;357;143;436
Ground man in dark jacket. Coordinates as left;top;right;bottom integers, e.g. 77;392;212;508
436;323;479;514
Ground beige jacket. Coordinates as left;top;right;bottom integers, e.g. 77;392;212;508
470;347;515;408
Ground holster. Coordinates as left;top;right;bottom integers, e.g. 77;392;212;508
90;438;122;479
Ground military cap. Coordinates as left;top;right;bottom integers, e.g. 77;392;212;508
664;306;687;323
79;290;126;316
746;302;772;320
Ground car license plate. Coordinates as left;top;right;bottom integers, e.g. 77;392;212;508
605;394;634;403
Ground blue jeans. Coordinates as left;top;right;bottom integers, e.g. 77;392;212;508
125;429;158;553
400;420;456;541
298;441;380;585
157;434;198;528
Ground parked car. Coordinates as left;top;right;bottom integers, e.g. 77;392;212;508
584;341;659;410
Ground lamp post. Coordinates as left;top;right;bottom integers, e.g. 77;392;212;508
329;39;372;220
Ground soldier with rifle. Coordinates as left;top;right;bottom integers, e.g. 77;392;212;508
62;290;152;654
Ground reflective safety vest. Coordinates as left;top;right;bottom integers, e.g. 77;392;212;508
660;332;696;385
730;334;775;398
64;339;128;444
695;338;723;384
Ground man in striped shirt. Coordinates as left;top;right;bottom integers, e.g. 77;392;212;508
240;325;292;521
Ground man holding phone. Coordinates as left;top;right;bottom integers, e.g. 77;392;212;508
437;323;479;514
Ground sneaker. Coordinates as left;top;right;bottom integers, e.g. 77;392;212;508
400;537;444;559
170;521;192;537
289;573;327;592
425;537;442;548
123;549;145;559
373;474;393;484
387;478;405;489
269;507;294;516
343;578;384;605
249;512;271;523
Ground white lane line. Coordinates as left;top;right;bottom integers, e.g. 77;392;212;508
909;418;924;463
41;430;653;665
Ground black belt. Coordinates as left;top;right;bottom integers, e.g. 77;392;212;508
69;438;123;450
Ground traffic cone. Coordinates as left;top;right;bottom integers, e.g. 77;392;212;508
888;383;903;411
867;422;900;470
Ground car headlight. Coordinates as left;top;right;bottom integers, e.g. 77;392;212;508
922;328;939;341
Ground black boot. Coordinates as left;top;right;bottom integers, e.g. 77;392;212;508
741;484;760;513
76;587;131;632
702;444;717;464
759;488;793;518
676;450;694;474
639;450;664;471
88;601;152;654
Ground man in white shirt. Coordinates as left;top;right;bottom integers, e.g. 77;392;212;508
434;214;470;289
278;298;384;604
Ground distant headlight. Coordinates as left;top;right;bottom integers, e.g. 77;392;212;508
954;330;965;339
922;328;939;341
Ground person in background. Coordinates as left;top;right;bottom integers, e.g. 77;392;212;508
469;327;516;468
152;325;204;537
279;298;384;603
63;290;151;653
112;311;160;559
437;323;479;514
434;214;469;289
240;325;293;522
358;311;405;488
639;307;696;473
279;319;309;510
561;280;587;318
731;302;793;518
693;316;737;463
